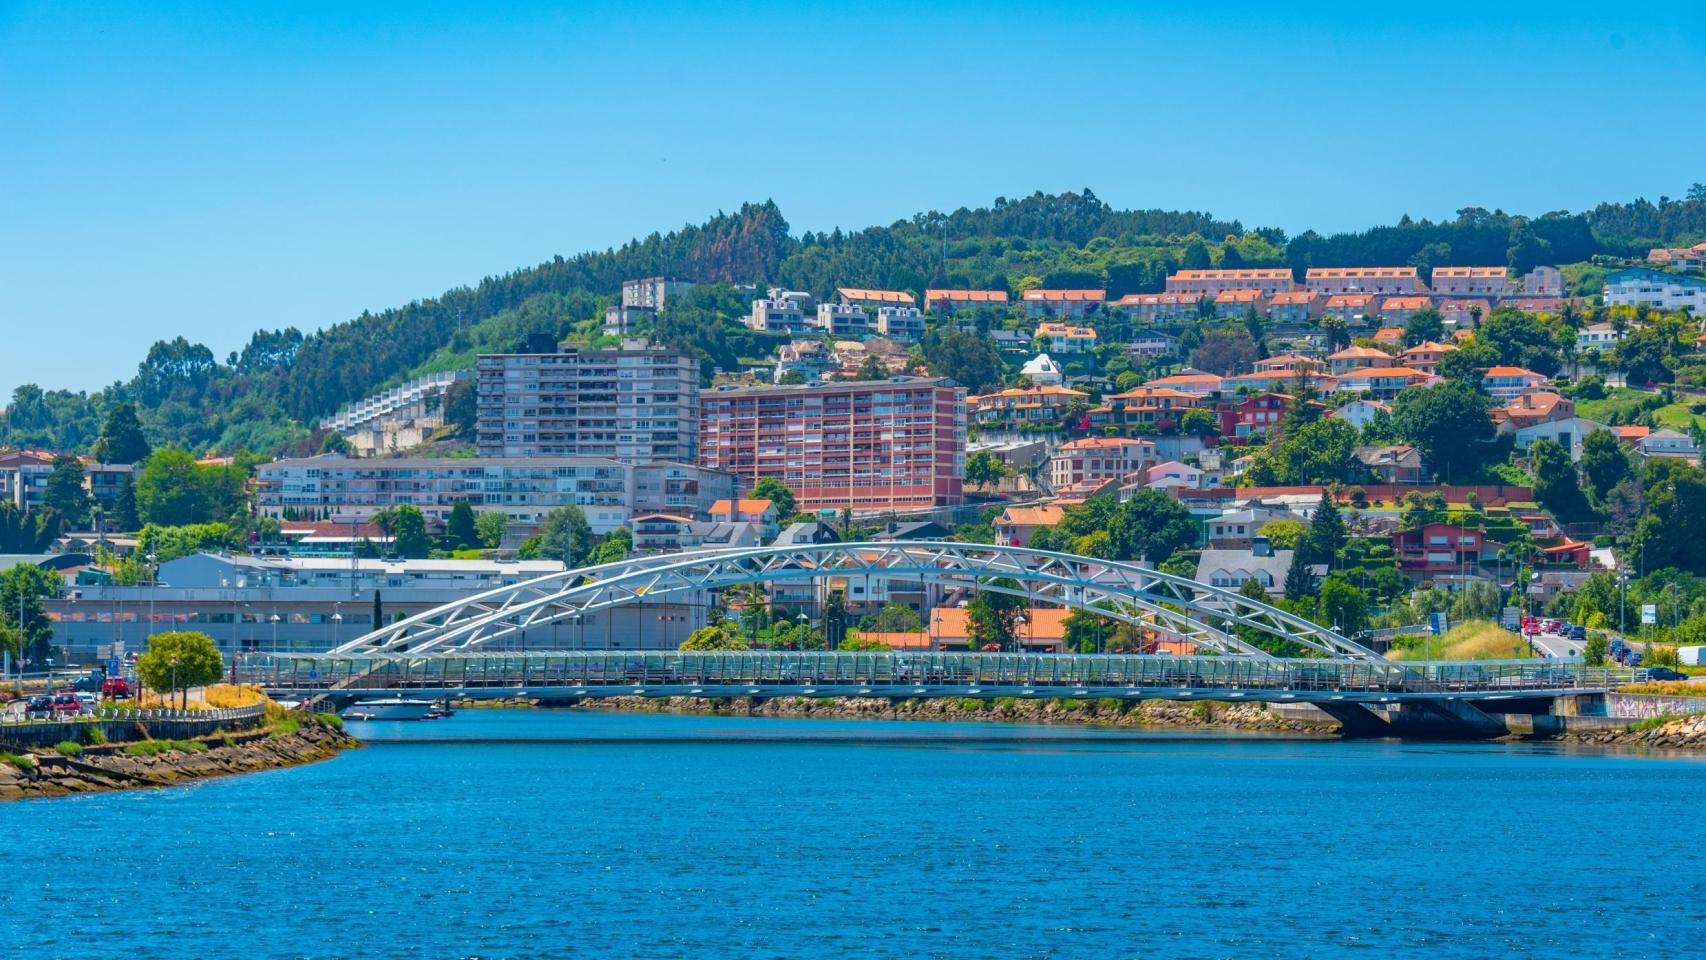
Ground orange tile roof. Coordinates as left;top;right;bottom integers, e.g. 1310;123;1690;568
1057;437;1155;452
1213;288;1267;304
710;498;775;515
1172;269;1291;280
1307;267;1419;279
1324;294;1375;308
1024;289;1106;301
1119;292;1201;306
929;606;1069;643
1483;366;1545;378
998;505;1065;526
926;289;1008;303
1401;340;1457;356
1432;266;1507;279
1382;296;1432;310
1267;291;1317;305
855;631;932;649
1330;346;1391;359
1108;386;1200;401
1373;327;1404;342
1147;373;1222;386
1614;425;1651;441
838;287;915;304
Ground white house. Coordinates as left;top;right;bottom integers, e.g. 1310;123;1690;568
1576;323;1624;351
1639;429;1700;462
1020;353;1064;387
1195;539;1295;596
1330;398;1391;431
1604;269;1706;313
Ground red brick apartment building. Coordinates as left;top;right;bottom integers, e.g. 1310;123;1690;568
698;377;967;514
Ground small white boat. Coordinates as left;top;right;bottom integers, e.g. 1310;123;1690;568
340;698;437;721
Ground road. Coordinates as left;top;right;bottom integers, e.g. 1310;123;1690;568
1527;630;1584;659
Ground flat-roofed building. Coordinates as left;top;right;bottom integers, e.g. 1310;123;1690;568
697;377;967;514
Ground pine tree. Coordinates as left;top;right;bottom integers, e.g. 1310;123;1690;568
91;402;152;465
1284;548;1313;602
1305;494;1347;567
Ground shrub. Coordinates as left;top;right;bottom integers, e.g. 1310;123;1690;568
272;714;302;736
125;740;170;757
953;698;984;712
82;724;108;746
52;741;83;757
1629;713;1679;733
314;712;344;730
1;751;35;772
1096;697;1124;712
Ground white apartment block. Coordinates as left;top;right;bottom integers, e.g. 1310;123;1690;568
749;288;816;333
476;340;699;461
253;455;735;533
816;302;875;336
877;305;925;341
622;277;695;311
1604;269;1706;313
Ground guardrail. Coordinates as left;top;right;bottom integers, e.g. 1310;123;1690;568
0;704;265;727
247;652;1630;700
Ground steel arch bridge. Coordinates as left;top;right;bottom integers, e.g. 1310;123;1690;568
327;541;1385;661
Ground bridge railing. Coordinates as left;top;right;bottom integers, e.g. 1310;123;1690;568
245;652;1621;697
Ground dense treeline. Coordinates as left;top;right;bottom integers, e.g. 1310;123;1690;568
5;187;1703;456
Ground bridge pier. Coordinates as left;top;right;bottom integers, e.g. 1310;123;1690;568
1315;699;1511;740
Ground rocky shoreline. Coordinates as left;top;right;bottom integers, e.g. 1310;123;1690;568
1556;713;1706;750
0;716;358;801
571;694;1341;734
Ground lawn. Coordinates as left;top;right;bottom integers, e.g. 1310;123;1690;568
1575;387;1704;432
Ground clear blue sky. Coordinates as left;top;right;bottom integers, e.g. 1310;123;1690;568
3;1;1702;401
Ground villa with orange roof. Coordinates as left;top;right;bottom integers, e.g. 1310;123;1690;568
1378;296;1434;323
1254;353;1326;375
969;385;1087;425
1321;293;1377;325
1105;386;1202;428
994;504;1066;548
1213;288;1270;318
1328;367;1434;400
1264;290;1320;323
1023;288;1106;319
1327;345;1396;375
709;498;781;540
1034;321;1100;353
1400;340;1458;375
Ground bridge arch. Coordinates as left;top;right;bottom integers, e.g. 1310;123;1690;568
329;542;1383;661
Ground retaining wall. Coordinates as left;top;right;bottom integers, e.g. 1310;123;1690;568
0;705;266;750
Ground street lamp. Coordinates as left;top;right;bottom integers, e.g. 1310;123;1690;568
270;613;281;654
145;551;158;638
332;603;344;649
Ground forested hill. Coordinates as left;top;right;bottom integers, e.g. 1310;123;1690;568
4;187;1705;456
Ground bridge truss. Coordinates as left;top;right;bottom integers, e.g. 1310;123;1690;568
327;541;1385;661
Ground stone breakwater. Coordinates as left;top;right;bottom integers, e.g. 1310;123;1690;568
574;695;1340;733
1559;713;1706;750
0;717;357;801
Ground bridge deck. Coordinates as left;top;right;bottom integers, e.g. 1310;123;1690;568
253;651;1623;704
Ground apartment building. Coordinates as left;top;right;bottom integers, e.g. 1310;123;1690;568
969;385;1086;425
1524;265;1566;296
838;287;916;308
877;305;925;341
697;377;967;514
1116;292;1202;322
1165;268;1295;297
1265;291;1320;324
1429;266;1508;298
1379;296;1434;323
924;289;1009;313
1022;289;1105;319
1305;267;1426;296
1322;293;1377;325
1047;437;1157;492
0;451;53;511
1480;366;1550;401
623;277;695;311
1034;322;1099;353
749;288;816;333
1604;269;1706;312
1213;289;1269;318
816;302;876;336
475;337;699;462
253;455;734;533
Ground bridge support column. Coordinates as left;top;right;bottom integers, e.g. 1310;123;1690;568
1316;699;1510;740
1312;702;1395;738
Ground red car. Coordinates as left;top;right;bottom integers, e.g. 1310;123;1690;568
50;692;83;714
102;676;132;699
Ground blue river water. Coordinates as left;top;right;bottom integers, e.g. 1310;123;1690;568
4;709;1703;959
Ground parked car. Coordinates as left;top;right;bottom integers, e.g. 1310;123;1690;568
25;694;55;716
74;692;99;712
50;692;83;714
101;676;132;699
1644;667;1688;682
